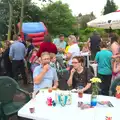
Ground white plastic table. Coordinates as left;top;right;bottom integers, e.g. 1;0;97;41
18;90;120;120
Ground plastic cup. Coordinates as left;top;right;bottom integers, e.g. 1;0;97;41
29;108;35;113
78;92;83;98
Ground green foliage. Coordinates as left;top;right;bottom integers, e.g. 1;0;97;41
77;12;96;29
0;0;42;40
39;0;52;2
0;0;76;40
103;0;117;15
79;28;105;42
40;1;76;36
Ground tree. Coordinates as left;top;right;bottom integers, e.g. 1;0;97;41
0;0;13;40
40;1;76;36
39;0;52;2
7;0;13;40
77;12;96;29
103;0;117;15
0;0;42;40
19;0;24;34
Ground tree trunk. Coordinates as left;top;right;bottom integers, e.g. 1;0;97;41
7;1;13;40
19;0;24;34
13;19;17;35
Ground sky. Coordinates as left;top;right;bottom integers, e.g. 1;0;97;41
33;0;120;17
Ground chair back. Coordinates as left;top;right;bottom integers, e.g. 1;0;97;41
0;76;18;103
110;77;120;95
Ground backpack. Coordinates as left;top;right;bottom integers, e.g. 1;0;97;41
55;60;70;90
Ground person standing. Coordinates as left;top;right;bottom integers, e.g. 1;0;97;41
88;31;101;60
53;34;66;54
37;34;57;57
66;35;80;67
53;34;66;67
110;35;119;55
95;41;112;96
26;37;34;58
2;40;13;77
9;35;27;85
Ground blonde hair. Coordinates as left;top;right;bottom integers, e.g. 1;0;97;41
68;35;76;43
49;53;56;59
83;43;89;48
41;52;50;58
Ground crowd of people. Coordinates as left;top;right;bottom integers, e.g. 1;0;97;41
0;31;120;96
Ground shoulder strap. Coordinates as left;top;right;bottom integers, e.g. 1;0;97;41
85;67;88;83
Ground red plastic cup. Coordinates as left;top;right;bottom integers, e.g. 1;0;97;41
78;92;83;98
48;88;52;93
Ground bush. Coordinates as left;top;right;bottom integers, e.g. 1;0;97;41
79;27;105;42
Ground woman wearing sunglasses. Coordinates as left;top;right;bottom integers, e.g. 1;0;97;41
67;56;94;93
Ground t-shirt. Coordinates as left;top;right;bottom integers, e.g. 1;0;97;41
9;41;26;60
72;68;93;89
68;44;80;65
33;64;58;91
53;38;66;49
37;42;57;57
65;45;70;54
95;50;112;75
26;44;34;57
90;35;101;53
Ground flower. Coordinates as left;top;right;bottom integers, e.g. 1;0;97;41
90;77;102;83
90;77;102;95
116;86;120;94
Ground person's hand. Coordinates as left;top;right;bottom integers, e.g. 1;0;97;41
57;48;61;52
67;80;72;87
43;64;49;73
78;89;84;93
112;55;118;59
66;67;70;71
52;86;57;90
71;68;76;74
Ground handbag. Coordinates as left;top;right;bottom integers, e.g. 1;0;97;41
55;91;72;106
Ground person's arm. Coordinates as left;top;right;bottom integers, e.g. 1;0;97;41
24;46;27;57
95;52;99;62
87;38;91;49
113;61;120;73
67;68;76;86
66;52;72;60
9;45;13;60
53;44;57;54
112;54;120;59
81;83;91;92
66;45;72;60
33;64;49;84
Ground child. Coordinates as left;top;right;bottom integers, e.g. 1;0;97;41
29;48;40;72
82;43;90;53
50;53;57;69
112;57;120;82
